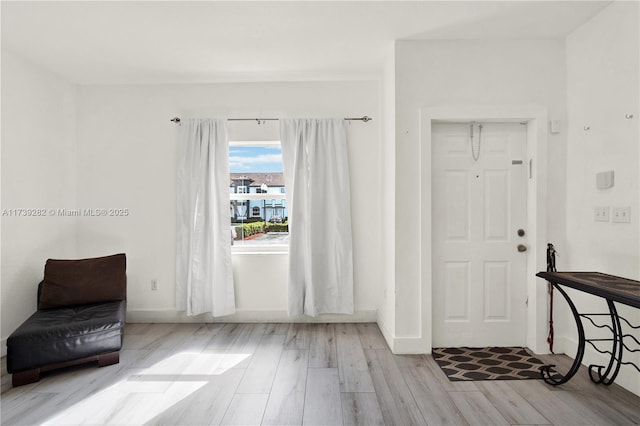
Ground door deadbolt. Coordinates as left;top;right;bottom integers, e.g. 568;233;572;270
517;229;525;237
517;244;527;252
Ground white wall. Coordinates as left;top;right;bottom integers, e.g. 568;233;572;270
393;39;568;349
1;50;78;354
564;1;640;395
377;44;396;344
75;81;382;322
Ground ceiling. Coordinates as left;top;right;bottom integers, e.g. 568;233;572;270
1;1;611;85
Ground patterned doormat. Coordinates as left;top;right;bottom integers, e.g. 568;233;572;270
432;347;552;381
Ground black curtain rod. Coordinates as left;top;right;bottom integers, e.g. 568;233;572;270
170;116;372;124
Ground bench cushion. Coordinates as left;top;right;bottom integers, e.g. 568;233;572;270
7;301;125;373
39;253;126;309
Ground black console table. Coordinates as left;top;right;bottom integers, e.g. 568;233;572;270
536;271;640;386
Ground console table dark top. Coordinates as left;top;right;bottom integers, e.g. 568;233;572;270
537;271;640;309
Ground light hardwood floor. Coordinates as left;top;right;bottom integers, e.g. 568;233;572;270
1;323;639;425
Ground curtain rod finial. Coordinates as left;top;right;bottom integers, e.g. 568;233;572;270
171;117;181;124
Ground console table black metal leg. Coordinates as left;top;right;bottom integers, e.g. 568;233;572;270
587;300;623;385
540;283;586;385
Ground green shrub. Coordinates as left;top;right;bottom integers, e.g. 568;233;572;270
265;222;289;233
234;221;289;239
235;221;265;239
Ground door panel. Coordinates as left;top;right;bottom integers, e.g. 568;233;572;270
432;122;527;347
484;261;509;320
444;261;470;320
484;170;509;241
444;171;470;241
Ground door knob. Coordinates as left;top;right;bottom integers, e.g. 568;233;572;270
517;244;527;252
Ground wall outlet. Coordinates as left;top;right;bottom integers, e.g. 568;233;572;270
594;206;610;222
151;279;159;291
612;207;631;223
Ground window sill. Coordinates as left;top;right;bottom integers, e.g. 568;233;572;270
231;245;289;255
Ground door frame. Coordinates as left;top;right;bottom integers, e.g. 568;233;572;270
421;105;549;354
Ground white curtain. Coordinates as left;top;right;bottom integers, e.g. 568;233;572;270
280;119;354;316
176;119;235;317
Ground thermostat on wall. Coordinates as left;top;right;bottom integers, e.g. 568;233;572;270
596;171;614;189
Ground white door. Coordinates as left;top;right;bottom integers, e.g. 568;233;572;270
432;122;528;347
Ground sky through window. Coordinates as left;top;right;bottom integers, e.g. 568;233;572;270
229;146;283;173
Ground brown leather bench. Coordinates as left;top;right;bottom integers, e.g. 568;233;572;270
6;253;126;387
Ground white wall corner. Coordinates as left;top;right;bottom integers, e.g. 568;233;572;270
376;316;394;350
419;113;433;352
391;336;431;354
378;316;430;354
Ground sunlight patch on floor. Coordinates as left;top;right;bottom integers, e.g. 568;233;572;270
41;352;250;425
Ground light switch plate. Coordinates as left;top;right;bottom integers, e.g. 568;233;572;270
612;207;631;223
595;206;610;222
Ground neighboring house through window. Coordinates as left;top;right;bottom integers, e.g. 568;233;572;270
229;141;288;250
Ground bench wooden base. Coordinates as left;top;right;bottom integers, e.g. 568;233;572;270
12;351;119;387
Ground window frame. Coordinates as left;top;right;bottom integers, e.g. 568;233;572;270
229;140;288;254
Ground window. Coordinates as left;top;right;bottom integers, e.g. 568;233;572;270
229;141;288;250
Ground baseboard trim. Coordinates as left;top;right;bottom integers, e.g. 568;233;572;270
126;309;377;324
376;318;394;351
375;319;429;354
391;336;430;354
